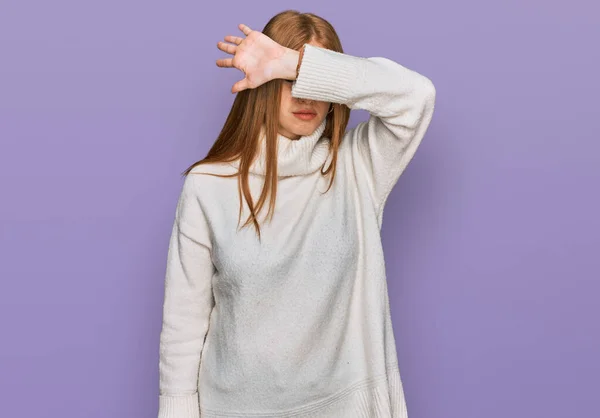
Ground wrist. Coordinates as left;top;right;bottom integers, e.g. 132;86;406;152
295;44;305;79
280;47;302;81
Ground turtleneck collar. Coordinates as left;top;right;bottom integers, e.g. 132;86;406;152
231;118;330;177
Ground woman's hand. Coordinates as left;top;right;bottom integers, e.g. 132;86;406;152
216;23;299;94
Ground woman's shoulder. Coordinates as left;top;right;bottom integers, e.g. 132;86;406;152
183;161;239;199
187;160;239;180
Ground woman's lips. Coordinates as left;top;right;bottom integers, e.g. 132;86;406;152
293;112;316;121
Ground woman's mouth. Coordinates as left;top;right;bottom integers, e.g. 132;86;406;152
293;112;317;121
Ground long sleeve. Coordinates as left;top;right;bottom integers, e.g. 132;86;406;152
291;43;436;226
158;173;215;418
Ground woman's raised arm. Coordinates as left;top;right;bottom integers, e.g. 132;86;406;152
292;43;437;226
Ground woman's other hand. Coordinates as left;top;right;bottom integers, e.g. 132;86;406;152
216;23;299;94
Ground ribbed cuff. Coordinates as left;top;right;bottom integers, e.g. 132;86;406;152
158;393;200;418
291;43;367;106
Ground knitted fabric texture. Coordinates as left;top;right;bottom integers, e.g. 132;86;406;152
158;43;436;418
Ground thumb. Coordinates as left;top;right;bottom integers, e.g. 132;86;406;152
232;77;250;94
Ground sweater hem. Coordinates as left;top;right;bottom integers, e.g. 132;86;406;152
199;362;405;418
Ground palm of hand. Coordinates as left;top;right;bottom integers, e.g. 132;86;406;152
216;23;286;93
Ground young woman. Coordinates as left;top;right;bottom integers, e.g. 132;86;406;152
158;10;436;418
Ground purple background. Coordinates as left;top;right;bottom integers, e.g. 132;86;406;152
1;1;598;417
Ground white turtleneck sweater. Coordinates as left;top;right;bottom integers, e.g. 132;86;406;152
158;43;436;418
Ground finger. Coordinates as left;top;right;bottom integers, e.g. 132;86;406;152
216;57;233;67
224;35;243;45
232;78;249;94
217;41;236;55
238;23;252;36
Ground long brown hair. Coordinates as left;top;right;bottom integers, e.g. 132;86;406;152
182;10;351;240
